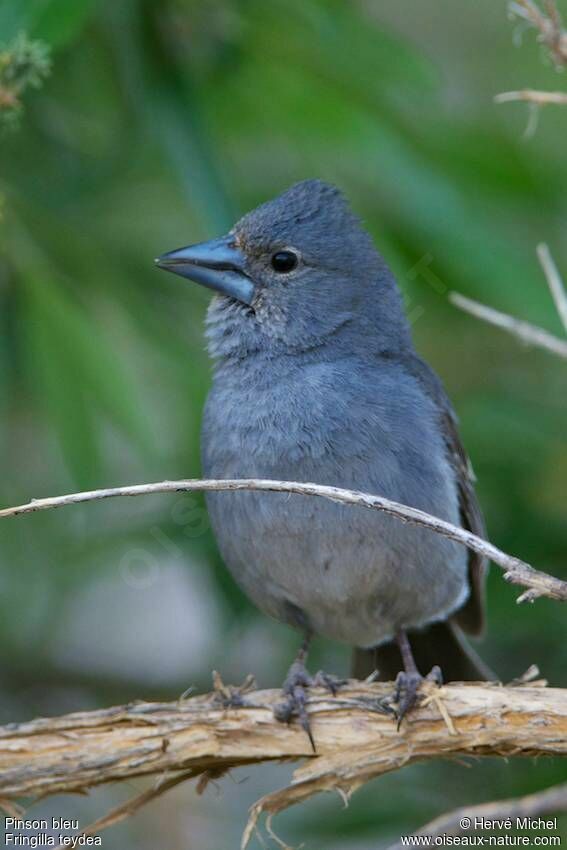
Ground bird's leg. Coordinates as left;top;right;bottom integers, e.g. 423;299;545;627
273;634;344;751
393;629;442;728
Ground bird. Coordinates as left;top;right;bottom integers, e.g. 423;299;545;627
156;179;491;736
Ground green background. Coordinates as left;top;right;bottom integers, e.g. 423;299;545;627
0;1;566;847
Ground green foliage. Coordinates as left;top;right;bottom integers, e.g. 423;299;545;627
22;273;155;484
0;31;50;129
29;0;95;48
0;0;94;46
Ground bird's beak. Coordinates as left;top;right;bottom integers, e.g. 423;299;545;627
155;235;255;306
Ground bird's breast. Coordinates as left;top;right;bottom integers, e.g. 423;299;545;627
203;361;348;473
199;354;468;646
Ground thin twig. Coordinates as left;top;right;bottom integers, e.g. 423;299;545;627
509;0;567;66
53;771;197;850
450;292;567;360
388;781;567;849
501;1;567;129
1;477;566;602
538;243;567;333
494;89;567;105
510;0;548;30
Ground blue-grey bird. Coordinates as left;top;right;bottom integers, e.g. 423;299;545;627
156;179;491;731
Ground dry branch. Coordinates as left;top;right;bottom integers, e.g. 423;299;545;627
51;770;199;850
509;0;567;66
1;477;566;603
449;292;567;359
388;781;567;849
498;2;567;125
538;242;567;333
494;89;567;105
451;245;567;365
1;681;566;848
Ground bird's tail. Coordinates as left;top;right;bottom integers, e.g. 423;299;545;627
351;620;495;682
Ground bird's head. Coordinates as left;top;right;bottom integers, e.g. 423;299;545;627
156;179;408;360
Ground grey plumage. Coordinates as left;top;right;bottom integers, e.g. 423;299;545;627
160;179;488;681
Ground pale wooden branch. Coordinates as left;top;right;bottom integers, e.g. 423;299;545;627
388;781;567;849
449;292;567;360
494;89;567;105
499;2;567;127
0;682;565;849
538;242;567;333
1;477;566;602
509;0;567;66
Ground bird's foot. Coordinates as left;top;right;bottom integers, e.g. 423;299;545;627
392;665;442;729
211;670;256;709
273;659;345;751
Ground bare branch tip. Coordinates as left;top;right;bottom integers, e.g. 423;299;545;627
517;589;539;604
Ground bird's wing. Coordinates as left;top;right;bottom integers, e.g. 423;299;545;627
403;355;487;635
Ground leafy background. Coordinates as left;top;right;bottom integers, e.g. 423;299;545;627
0;0;566;847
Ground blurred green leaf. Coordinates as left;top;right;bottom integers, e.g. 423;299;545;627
31;0;94;48
0;0;94;48
21;273;155;485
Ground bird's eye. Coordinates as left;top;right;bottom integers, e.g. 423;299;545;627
271;250;299;273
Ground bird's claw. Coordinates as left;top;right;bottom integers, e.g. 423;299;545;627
273;662;344;751
392;665;442;729
274;681;315;750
